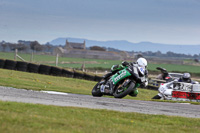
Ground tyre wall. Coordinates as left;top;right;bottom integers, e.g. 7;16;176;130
0;59;5;68
0;59;102;82
27;63;40;73
4;60;17;70
16;61;28;72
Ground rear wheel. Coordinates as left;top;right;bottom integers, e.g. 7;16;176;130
152;95;162;99
113;82;135;98
92;83;103;97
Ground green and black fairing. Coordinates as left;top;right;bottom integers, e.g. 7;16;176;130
110;66;141;95
92;62;143;98
102;64;127;80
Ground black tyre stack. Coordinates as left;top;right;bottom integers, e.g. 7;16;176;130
84;73;95;81
62;69;74;78
0;58;102;82
73;71;84;79
4;59;17;70
16;61;28;72
0;59;5;68
50;66;62;76
38;64;51;75
94;75;102;82
27;63;40;73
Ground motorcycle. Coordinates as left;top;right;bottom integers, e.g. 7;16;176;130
152;81;174;100
92;63;146;98
152;80;199;100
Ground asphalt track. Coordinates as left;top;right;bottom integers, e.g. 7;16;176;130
0;86;200;118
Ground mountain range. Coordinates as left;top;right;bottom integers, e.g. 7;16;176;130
50;37;200;55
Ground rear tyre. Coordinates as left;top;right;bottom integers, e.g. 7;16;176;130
152;95;162;99
92;83;103;97
113;82;135;98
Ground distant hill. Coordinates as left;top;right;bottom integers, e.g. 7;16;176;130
50;37;200;55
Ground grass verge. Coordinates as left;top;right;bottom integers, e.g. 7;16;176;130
0;68;157;100
0;101;200;133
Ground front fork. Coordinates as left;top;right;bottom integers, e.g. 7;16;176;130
99;79;114;95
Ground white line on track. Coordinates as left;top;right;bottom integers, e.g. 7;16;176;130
40;91;69;95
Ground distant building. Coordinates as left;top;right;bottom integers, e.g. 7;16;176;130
65;40;86;50
53;39;128;60
18;40;32;45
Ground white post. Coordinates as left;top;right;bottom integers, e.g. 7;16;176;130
14;49;18;60
56;54;59;66
81;61;85;72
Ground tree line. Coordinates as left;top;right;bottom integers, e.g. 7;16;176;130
0;40;199;60
0;41;55;53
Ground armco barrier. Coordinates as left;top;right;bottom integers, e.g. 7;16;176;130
0;59;5;68
4;60;17;70
16;61;28;72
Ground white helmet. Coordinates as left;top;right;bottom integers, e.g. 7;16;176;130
137;57;147;68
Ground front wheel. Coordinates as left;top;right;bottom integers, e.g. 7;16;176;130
92;82;103;97
113;82;135;98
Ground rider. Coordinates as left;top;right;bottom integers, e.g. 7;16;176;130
176;73;196;84
111;57;148;97
178;73;191;83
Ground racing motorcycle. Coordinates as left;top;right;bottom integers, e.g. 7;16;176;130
152;80;199;100
156;67;174;82
92;62;146;98
152;81;174;100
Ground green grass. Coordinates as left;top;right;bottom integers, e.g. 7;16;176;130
0;68;157;100
1;68;199;105
1;51;200;74
0;58;200;132
0;101;200;133
0;68;95;95
0;52;121;69
148;63;200;74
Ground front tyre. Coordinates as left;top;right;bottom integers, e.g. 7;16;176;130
92;82;103;97
113;82;135;98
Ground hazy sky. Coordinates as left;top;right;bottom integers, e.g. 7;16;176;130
0;0;200;44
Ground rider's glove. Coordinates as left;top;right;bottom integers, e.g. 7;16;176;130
122;61;129;66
